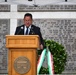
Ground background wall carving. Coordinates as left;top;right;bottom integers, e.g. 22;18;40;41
0;19;10;73
18;4;76;12
0;5;10;12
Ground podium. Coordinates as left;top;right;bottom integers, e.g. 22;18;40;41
6;35;39;75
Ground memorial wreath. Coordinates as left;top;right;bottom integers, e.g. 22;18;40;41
38;40;67;74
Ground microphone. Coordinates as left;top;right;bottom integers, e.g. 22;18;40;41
16;26;23;35
30;27;35;35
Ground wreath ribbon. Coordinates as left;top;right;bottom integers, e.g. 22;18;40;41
37;48;54;75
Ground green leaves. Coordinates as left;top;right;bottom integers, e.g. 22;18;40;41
39;67;49;74
38;39;67;74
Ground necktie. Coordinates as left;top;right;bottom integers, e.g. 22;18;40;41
26;27;28;35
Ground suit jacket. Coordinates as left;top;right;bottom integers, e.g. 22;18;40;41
15;25;44;46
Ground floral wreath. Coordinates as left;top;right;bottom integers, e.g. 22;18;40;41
38;40;67;74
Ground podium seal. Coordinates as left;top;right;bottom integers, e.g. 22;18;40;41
14;56;31;74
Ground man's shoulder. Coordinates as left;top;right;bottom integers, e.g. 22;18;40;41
16;25;24;29
32;25;40;29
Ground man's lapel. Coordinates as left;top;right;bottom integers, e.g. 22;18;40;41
20;25;25;35
29;25;34;35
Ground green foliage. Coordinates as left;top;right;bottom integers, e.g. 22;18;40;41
38;40;67;74
39;67;49;74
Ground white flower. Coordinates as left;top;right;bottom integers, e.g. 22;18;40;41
21;27;23;29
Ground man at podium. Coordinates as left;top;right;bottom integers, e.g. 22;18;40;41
15;13;44;50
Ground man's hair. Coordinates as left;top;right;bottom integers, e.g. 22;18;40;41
24;13;32;19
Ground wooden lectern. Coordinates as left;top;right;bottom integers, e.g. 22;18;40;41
6;35;39;75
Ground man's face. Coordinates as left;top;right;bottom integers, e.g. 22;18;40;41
24;16;32;27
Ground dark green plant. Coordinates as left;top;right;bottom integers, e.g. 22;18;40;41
38;40;67;74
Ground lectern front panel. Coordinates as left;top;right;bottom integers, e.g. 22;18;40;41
9;49;37;75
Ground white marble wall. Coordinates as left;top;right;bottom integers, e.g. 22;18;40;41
1;0;76;5
11;0;65;5
0;0;4;2
0;0;10;2
1;0;76;4
69;0;76;2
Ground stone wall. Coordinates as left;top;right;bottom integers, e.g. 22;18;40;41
0;19;10;73
0;2;76;74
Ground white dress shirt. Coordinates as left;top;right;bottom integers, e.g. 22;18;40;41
24;25;31;35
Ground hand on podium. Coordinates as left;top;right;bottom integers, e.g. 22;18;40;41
39;44;44;50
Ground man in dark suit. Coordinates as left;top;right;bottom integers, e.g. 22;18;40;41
15;13;44;49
